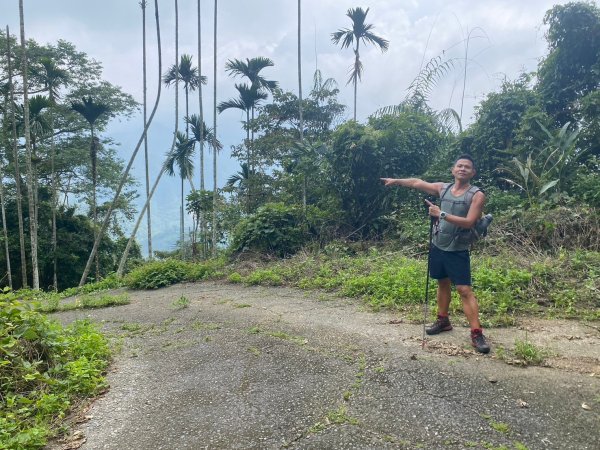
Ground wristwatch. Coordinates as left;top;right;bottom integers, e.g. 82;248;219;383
440;211;448;220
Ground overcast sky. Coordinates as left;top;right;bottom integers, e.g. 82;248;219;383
5;0;567;253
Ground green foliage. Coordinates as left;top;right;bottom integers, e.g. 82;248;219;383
229;245;598;321
537;2;600;125
324;122;387;237
39;293;130;313
0;294;109;448
463;76;538;182
124;259;223;290
230;203;309;257
513;339;550;365
500;206;600;252
244;269;284;286
499;121;583;206
172;296;190;309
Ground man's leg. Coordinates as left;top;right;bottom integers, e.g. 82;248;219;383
426;278;453;335
456;285;490;353
436;278;452;315
455;285;480;329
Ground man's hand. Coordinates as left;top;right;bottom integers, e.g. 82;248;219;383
380;178;396;187
424;199;441;219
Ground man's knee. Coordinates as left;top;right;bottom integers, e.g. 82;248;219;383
456;284;473;298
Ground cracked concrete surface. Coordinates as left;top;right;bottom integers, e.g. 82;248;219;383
49;282;600;449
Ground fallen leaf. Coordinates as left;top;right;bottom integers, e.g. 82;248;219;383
581;403;592;411
517;399;529;408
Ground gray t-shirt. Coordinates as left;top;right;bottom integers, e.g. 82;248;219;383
433;183;480;252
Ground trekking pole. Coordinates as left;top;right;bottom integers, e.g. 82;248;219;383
422;214;435;349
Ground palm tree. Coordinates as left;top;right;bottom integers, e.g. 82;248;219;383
163;54;206;137
19;0;40;290
4;26;27;287
80;0;163;286
187;114;221;257
164;132;195;257
331;7;389;121
71;96;110;280
218;83;267;145
218;83;266;212
226;162;254;212
38;57;69;289
140;0;153;260
224;56;278;140
186;114;222;158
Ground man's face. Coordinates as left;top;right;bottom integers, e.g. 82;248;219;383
452;158;475;181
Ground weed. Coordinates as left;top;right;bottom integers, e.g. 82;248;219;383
39;293;130;312
121;322;143;332
308;422;327;434
513;339;550;365
247;326;262;334
248;346;261;356
192;321;221;331
172;295;190;309
234;303;252;308
267;331;307;346
228;272;243;283
513;442;529;450
326;405;359;425
245;269;283;286
490;421;510;433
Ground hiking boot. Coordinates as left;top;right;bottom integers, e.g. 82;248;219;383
426;315;453;335
471;329;490;354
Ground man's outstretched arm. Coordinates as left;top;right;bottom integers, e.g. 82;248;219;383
381;177;443;197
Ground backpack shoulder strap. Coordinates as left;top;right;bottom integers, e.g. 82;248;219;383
464;185;482;206
440;183;453;200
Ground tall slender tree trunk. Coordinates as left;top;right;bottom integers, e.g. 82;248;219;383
298;0;306;211
197;0;206;257
6;25;28;288
90;129;100;280
353;41;360;122
0;158;13;289
49;91;58;290
79;0;163;287
174;0;182;258
245;109;251;214
117;0;164;276
180;177;184;257
141;0;153;260
212;0;218;257
19;0;40;290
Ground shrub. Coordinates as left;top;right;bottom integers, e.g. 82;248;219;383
124;259;224;290
230;203;309;257
124;259;191;289
0;294;109;448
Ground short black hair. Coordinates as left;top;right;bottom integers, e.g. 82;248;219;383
454;154;476;170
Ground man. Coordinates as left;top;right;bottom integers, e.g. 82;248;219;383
381;155;490;353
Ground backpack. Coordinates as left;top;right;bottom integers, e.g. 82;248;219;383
440;183;493;245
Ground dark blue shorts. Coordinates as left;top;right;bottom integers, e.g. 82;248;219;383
429;245;471;286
